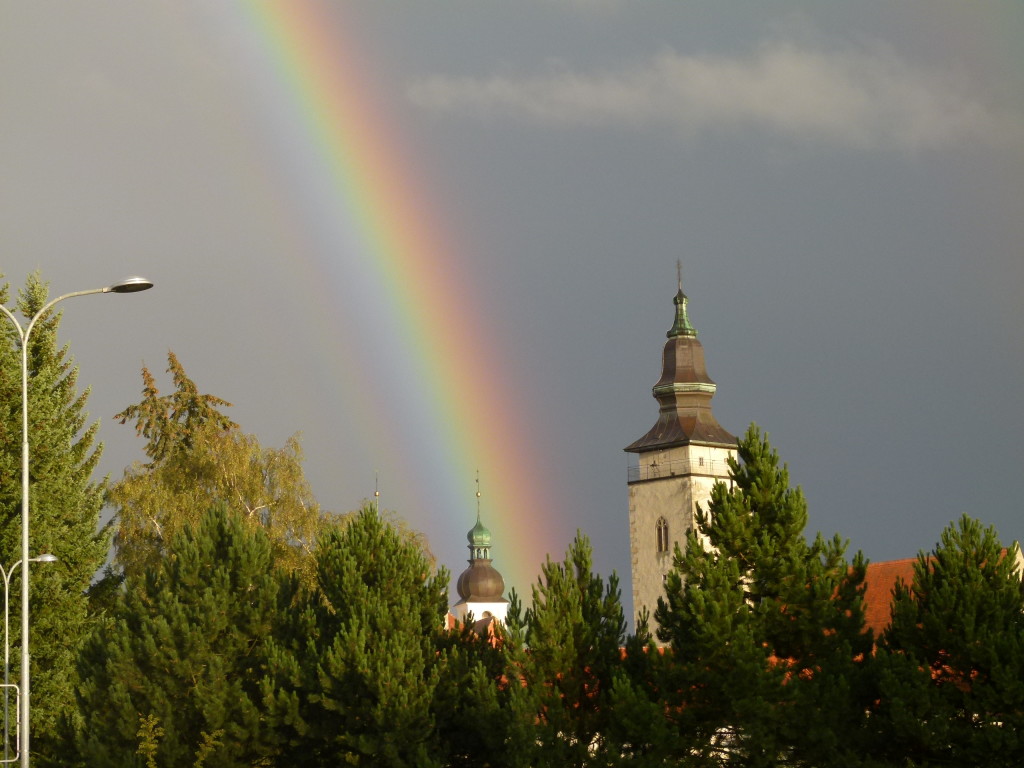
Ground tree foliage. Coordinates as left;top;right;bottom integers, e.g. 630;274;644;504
876;515;1024;767
110;352;322;580
114;350;236;466
655;424;874;767
520;532;627;768
70;505;280;767
263;505;450;767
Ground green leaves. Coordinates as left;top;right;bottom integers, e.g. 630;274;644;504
521;533;626;768
114;351;237;465
264;505;449;768
72;506;281;767
110;353;322;581
877;515;1024;767
655;424;874;767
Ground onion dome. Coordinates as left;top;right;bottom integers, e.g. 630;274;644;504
468;515;491;555
456;560;506;602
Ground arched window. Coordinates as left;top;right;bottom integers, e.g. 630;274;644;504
656;517;669;554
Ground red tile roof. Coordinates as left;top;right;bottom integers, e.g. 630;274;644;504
861;547;1022;639
862;557;918;637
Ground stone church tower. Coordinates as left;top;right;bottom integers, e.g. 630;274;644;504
624;275;736;626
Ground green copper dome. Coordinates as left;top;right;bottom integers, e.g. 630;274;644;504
468;515;491;547
667;288;697;339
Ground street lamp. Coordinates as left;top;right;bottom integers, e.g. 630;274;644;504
0;276;152;767
0;555;56;763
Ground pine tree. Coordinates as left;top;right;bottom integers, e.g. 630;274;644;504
432;618;514;768
603;610;677;766
876;515;1024;767
520;532;627;768
70;505;281;767
0;273;109;757
431;588;541;768
110;352;322;580
655;424;874;767
263;505;449;767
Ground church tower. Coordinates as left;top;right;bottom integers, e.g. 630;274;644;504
451;484;509;628
624;272;736;626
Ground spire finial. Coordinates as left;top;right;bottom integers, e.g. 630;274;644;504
475;470;482;521
467;471;492;557
668;263;697;338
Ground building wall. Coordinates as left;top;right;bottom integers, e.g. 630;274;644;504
627;442;734;627
450;599;509;625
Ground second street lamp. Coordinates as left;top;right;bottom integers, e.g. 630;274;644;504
0;556;56;764
0;275;153;767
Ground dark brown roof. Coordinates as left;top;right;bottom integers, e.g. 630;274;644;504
626;286;735;453
456;560;507;603
625;406;736;452
625;332;735;452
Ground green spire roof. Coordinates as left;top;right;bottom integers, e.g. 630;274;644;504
667;288;697;338
468;512;491;547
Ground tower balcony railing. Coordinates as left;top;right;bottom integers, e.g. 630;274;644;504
627;457;732;483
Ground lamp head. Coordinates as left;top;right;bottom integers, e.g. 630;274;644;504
107;276;154;294
31;554;58;564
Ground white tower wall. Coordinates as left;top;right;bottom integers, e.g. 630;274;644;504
627;442;734;624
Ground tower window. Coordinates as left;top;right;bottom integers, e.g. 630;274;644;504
656;517;669;554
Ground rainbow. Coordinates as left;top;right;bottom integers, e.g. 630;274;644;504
214;1;573;594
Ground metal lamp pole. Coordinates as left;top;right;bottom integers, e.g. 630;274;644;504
0;555;56;764
0;276;152;767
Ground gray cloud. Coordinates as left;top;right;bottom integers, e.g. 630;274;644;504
408;42;1020;151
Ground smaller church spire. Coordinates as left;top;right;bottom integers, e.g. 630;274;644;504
455;472;507;613
468;471;492;559
667;260;697;339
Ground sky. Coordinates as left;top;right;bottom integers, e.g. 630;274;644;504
1;1;1022;616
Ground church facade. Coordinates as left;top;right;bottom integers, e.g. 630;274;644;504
624;278;736;626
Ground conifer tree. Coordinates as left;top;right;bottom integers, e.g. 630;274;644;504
263;505;449;767
875;515;1024;767
114;350;236;466
432;617;518;768
430;588;542;768
110;352;322;580
655;424;874;767
603;611;677;766
69;505;281;767
0;273;109;756
520;532;626;768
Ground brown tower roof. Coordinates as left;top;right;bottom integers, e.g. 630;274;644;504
625;281;736;453
455;511;508;603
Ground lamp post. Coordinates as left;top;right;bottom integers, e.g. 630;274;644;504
0;555;56;763
0;276;153;767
